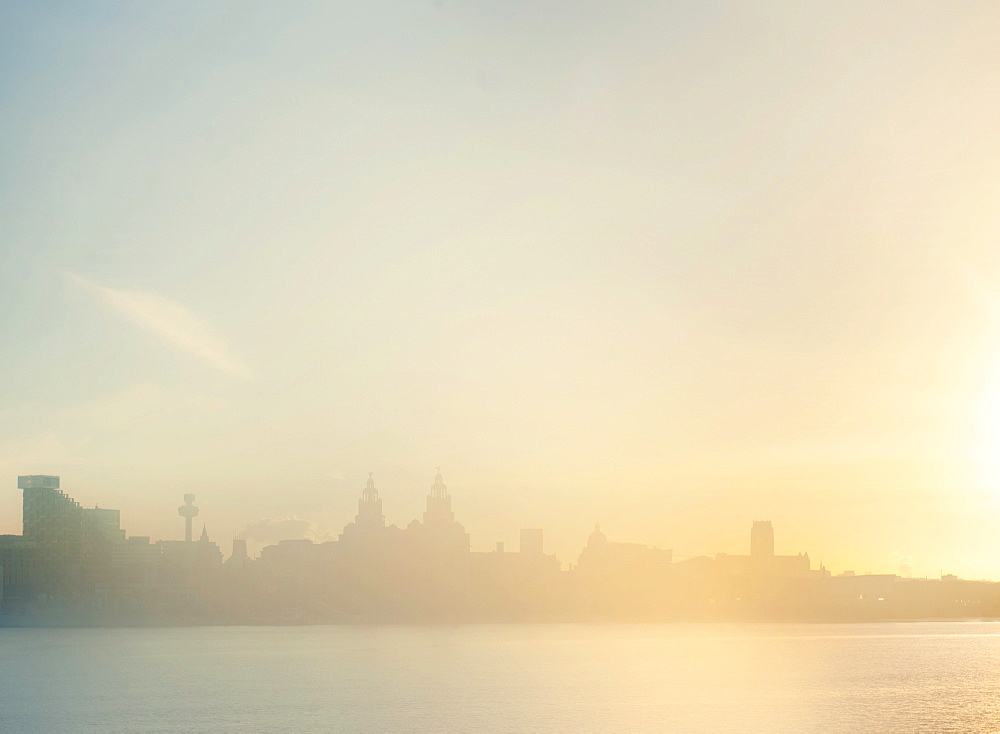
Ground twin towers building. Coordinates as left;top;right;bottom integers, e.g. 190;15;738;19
253;469;483;620
339;468;471;553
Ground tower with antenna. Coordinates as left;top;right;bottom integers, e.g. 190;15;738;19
178;493;200;542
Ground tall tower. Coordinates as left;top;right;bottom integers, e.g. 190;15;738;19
415;468;470;554
750;520;774;570
356;473;385;530
423;467;455;527
178;494;200;542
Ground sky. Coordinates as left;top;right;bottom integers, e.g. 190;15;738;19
2;1;1000;578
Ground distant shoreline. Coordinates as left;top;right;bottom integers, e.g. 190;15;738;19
4;616;1000;629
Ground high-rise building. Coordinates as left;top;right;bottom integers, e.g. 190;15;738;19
18;475;126;597
21;475;77;543
20;475;83;589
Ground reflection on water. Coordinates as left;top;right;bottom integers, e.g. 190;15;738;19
1;622;998;732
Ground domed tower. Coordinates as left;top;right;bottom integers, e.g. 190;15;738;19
587;523;608;548
178;493;199;542
576;523;610;574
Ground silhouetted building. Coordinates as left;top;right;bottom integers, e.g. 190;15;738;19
340;473;387;544
225;534;252;569
575;524;675;618
471;524;564;620
395;470;473;617
716;520;812;580
17;475;129;602
407;469;471;553
20;475;83;588
159;525;222;573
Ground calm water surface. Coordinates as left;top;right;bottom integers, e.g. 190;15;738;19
2;622;999;732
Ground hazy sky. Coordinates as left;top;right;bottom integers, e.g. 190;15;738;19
3;1;1000;578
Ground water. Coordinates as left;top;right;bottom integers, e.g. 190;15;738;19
2;622;999;732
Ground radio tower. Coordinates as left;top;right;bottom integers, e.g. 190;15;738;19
178;493;200;542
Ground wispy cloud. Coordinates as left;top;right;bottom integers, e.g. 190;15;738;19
65;272;253;380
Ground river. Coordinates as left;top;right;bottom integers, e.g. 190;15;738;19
2;622;998;732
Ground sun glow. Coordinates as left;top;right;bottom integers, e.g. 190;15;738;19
971;353;1000;492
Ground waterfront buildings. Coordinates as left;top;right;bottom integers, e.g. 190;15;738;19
2;475;222;617
2;472;996;623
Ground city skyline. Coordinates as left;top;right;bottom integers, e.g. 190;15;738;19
0;469;976;582
8;471;997;627
1;460;982;580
